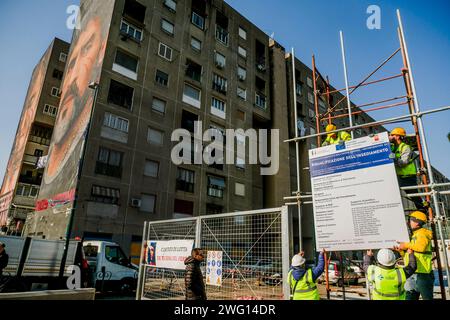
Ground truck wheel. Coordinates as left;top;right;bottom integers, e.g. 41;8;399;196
119;278;135;295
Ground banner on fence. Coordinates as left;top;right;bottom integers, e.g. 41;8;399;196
206;251;223;287
309;132;409;251
145;240;194;270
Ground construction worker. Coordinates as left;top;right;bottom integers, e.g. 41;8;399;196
322;123;351;147
395;211;434;300
389;127;426;211
364;248;416;300
287;249;325;300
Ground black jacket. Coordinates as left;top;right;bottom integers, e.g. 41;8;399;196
184;256;206;300
0;251;8;275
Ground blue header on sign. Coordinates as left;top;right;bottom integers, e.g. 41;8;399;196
309;142;392;178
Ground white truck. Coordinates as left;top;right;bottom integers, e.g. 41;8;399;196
0;235;137;294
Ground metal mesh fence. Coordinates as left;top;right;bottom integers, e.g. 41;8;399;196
137;207;290;300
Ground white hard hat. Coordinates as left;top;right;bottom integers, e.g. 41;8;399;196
291;254;306;267
377;249;396;267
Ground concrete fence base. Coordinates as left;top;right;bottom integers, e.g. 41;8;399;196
0;288;96;300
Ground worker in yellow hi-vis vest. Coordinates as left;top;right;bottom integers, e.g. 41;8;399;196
389;127;427;211
395;211;434;300
322;123;351;147
287;249;325;300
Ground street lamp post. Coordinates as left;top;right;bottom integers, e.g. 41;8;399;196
58;82;99;285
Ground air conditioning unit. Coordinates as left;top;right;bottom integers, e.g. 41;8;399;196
131;198;141;208
215;61;225;69
238;74;245;81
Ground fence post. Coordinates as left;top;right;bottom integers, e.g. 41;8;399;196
136;221;148;300
195;217;202;248
281;206;290;300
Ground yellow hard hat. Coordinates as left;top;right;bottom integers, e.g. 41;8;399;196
409;211;427;223
326;124;337;133
391;127;406;136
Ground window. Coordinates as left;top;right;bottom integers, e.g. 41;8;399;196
176;168;195;193
161;19;174;35
52;69;63;80
255;93;266;110
236;156;245;169
238;27;247;40
191;11;205;30
255;40;266;69
144;160;159;178
207;175;225;198
310;127;316;135
158;42;173;61
307;76;313;88
309;108;315;119
181;110;198;133
185;59;202;82
163;0;176;12
191;37;202;51
212;73;227;94
319;98;326;111
43;104;58;117
238;46;247;59
113;50;138;80
183;84;201;108
147;127;164;145
103;112;129;132
211;97;226;119
95;147;123;178
105;245;128;265
215;52;226;69
308;92;314;104
235;183;245;197
141;194;156;213
237;66;246;81
59;53;67;63
206;203;223;215
108;80;134;109
237;87;247;100
152;97;166;114
16;183;39;198
91;185;120;204
51;87;61;97
155;70;169;87
295;82;302;96
174;199;194;217
120;19;143;42
215;25;229;45
236;109;245;121
123;0;146;24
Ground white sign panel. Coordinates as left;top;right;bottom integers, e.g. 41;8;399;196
309;132;409;251
206;251;223;286
145;240;194;270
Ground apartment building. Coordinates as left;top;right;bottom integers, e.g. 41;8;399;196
0;38;69;234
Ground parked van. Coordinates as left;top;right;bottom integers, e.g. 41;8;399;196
82;241;138;293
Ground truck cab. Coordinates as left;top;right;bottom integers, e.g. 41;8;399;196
82;241;138;293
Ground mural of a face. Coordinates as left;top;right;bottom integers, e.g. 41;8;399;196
45;17;105;182
0;52;48;196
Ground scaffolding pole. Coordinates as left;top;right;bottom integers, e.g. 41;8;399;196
339;31;354;139
397;9;450;298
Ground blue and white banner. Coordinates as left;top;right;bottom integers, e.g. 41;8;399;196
309;132;409;251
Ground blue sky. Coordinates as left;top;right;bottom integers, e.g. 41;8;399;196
0;0;449;184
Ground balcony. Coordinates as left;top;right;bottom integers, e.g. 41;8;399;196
22;154;38;166
28;135;51;146
18;175;42;185
95;162;122;179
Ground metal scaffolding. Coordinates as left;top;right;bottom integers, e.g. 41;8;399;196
284;10;450;300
